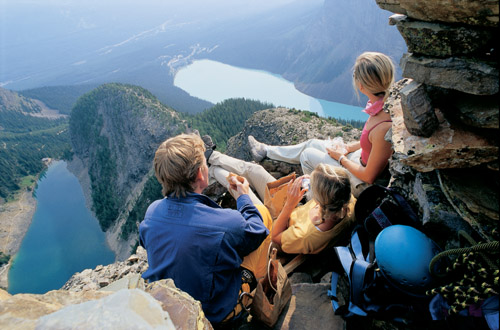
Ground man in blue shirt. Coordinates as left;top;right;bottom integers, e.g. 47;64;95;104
139;133;271;325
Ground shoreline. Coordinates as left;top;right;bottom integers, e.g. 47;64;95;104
0;157;120;291
66;157;123;261
0;189;37;290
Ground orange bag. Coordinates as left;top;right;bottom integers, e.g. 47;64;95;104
264;172;296;219
250;247;292;327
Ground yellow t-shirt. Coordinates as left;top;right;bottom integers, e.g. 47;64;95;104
280;196;357;254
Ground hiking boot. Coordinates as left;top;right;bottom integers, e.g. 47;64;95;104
202;135;216;164
202;135;216;151
247;135;267;162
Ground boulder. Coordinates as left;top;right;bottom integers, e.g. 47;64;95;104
389;14;497;58
401;54;499;95
376;0;499;27
424;87;499;130
36;289;175;329
399;80;439;137
0;290;112;329
452;93;499;129
390;89;498;172
276;283;345;330
411;171;479;248
145;279;213;330
436;168;498;242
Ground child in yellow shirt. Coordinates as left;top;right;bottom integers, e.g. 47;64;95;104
208;152;356;256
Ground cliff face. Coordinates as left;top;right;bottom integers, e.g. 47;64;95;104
69;83;185;257
375;0;498;246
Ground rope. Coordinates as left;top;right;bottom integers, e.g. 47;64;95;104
426;230;499;315
429;241;499;277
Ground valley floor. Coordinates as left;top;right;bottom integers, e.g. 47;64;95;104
0;190;37;290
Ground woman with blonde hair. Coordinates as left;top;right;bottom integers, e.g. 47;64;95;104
248;51;395;197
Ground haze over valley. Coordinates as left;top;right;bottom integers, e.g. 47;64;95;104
1;0;406;112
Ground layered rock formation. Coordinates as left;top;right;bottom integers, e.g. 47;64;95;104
375;0;498;245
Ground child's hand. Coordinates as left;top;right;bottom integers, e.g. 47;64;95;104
285;177;307;209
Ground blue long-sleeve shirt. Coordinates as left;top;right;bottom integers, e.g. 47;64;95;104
139;192;268;323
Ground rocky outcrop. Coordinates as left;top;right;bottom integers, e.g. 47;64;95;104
1;247;212;329
62;247;149;292
375;0;498;244
226;107;361;177
1;246;348;329
1;278;210;329
376;0;498;27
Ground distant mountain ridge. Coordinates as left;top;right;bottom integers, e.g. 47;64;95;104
207;0;407;105
2;0;404;112
19;85;98;115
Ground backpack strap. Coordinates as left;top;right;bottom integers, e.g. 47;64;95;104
368;206;393;230
351;230;366;261
335;246;354;278
331;231;373;317
327;272;341;311
349;259;371;308
389;189;419;224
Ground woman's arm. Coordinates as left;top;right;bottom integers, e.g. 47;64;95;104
327;123;392;184
346;141;360;154
271;176;307;246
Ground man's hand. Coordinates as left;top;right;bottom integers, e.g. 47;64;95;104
228;175;250;199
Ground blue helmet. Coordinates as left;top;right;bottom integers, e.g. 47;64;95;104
375;225;441;296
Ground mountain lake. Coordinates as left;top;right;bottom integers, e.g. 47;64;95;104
8;160;115;294
174;59;368;122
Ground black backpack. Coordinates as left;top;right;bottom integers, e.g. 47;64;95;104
327;185;436;323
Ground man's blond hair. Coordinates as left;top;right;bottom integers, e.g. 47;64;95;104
154;133;205;198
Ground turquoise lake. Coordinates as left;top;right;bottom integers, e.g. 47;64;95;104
8;160;115;294
174;59;368;122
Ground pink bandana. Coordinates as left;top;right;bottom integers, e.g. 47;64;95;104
362;99;385;116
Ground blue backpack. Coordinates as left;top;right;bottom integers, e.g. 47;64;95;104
327;185;437;323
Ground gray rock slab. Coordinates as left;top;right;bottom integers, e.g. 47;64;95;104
401;54;499;95
389;14;496;58
275;283;344;330
376;0;498;27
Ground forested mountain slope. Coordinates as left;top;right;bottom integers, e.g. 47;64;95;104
0;88;71;200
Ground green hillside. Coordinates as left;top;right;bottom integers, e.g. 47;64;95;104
0;110;71;200
184;98;274;151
